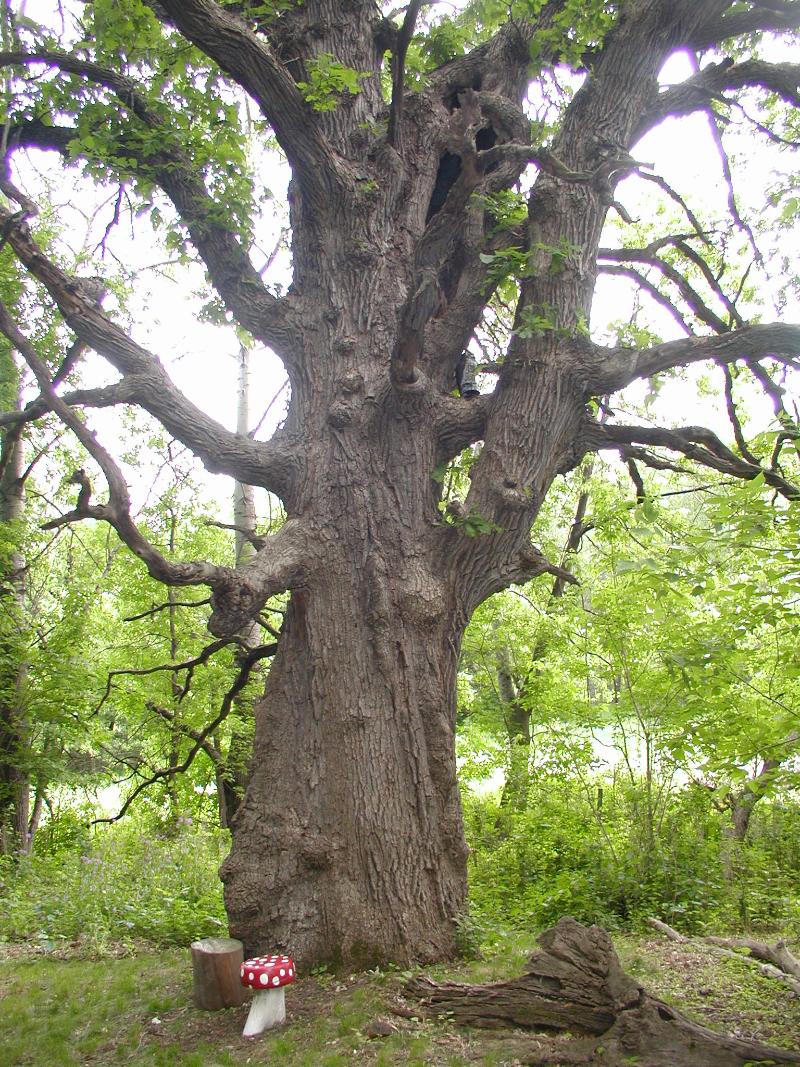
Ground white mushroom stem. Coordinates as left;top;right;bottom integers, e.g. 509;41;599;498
242;986;286;1036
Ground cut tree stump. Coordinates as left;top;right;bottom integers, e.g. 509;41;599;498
191;936;247;1010
406;917;800;1066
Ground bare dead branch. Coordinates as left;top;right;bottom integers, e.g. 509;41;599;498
648;918;800;997
92;640;277;825
703;936;800;981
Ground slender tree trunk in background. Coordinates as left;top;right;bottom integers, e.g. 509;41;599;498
495;467;593;813
495;632;531;812
166;514;183;822
0;375;30;855
720;752;787;894
220;344;262;829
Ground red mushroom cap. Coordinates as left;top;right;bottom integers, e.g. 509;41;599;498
240;954;296;990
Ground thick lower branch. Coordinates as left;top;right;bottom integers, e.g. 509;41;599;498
0;207;299;498
585;324;800;394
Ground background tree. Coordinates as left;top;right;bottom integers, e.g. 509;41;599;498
0;0;798;968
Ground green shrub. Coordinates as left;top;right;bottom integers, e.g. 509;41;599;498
0;823;229;948
463;778;800;936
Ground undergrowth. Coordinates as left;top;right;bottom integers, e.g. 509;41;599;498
0;823;228;950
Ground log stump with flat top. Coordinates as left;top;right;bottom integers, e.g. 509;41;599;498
407;917;800;1066
191;936;247;1010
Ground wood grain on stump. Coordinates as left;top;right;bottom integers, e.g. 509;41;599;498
191;936;247;1010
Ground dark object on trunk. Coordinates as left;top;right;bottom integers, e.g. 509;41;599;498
455;350;479;397
191;936;247;1010
407;917;800;1066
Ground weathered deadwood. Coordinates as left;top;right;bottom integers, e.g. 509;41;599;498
649;917;800;996
190;936;247;1010
705;935;800;980
407;918;800;1067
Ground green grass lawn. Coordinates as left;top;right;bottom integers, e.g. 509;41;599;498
1;931;798;1066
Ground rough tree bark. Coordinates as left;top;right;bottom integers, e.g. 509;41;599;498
0;0;799;967
408;917;800;1066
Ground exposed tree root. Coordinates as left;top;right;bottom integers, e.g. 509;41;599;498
407;917;800;1066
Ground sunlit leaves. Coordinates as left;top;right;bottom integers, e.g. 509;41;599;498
297;53;370;112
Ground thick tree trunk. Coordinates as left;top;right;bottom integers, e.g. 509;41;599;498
408;918;800;1066
222;564;470;966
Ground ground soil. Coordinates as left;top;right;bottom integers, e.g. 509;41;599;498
2;930;799;1065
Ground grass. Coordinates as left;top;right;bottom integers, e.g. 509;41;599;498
1;930;798;1065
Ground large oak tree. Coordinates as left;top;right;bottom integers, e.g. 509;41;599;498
0;0;798;968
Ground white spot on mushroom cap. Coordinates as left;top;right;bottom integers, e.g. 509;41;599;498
259;973;269;986
272;976;280;986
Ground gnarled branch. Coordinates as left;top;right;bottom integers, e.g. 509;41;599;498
0;206;300;499
154;0;346;207
0;50;296;360
589;420;799;500
586;323;800;394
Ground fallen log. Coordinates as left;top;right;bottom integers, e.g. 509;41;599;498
704;935;800;981
407;917;800;1067
648;917;800;996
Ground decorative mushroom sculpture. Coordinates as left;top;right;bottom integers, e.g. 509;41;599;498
239;954;295;1036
